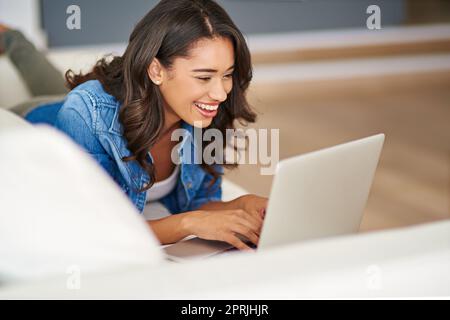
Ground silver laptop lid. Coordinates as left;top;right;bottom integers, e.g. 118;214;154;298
258;134;385;250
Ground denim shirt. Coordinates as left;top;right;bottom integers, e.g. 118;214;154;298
26;80;222;214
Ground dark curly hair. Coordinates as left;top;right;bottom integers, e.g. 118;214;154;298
65;0;256;192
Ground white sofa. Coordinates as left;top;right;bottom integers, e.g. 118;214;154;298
0;51;449;299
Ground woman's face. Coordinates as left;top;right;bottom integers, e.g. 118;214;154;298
149;37;235;128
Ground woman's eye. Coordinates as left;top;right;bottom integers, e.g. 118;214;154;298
197;74;233;82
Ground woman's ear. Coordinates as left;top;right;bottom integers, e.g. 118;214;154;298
147;58;164;85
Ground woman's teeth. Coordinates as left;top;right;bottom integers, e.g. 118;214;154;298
194;102;219;111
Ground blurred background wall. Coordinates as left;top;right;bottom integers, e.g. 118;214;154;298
0;0;449;232
39;0;406;47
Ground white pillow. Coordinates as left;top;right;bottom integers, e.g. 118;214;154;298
0;108;31;132
0;56;32;110
0;125;164;284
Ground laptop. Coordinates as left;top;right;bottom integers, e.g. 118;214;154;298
163;133;385;261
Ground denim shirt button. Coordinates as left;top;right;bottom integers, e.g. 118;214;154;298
186;182;192;189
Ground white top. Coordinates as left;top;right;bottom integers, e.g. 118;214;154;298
146;165;180;202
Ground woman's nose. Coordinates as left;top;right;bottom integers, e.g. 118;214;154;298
208;81;227;102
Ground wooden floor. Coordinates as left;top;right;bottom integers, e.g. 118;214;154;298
224;71;450;232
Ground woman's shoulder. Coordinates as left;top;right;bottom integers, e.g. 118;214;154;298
58;80;121;134
69;79;119;108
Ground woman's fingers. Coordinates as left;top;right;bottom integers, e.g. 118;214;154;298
252;210;265;226
246;208;264;227
229;223;260;247
224;234;253;251
191;209;264;250
257;208;266;219
233;209;263;235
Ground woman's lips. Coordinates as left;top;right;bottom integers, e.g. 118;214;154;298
193;103;218;118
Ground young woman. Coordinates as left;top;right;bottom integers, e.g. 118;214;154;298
3;0;268;250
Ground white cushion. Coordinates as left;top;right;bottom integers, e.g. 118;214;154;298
0;125;164;284
0;108;31;132
0;56;32;109
1;219;449;298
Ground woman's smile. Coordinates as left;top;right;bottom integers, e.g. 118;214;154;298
193;101;219;118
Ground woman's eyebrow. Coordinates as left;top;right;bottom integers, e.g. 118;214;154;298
191;65;235;73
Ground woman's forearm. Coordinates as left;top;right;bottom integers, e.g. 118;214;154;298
146;211;197;244
146;201;239;244
146;197;244;245
197;197;243;211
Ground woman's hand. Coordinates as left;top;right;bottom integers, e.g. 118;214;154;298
236;194;269;219
184;209;264;251
148;194;268;249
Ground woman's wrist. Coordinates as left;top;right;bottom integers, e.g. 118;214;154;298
179;210;203;237
196;197;244;212
147;210;201;244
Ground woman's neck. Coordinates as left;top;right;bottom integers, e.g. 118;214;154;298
161;103;182;137
160;118;181;140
